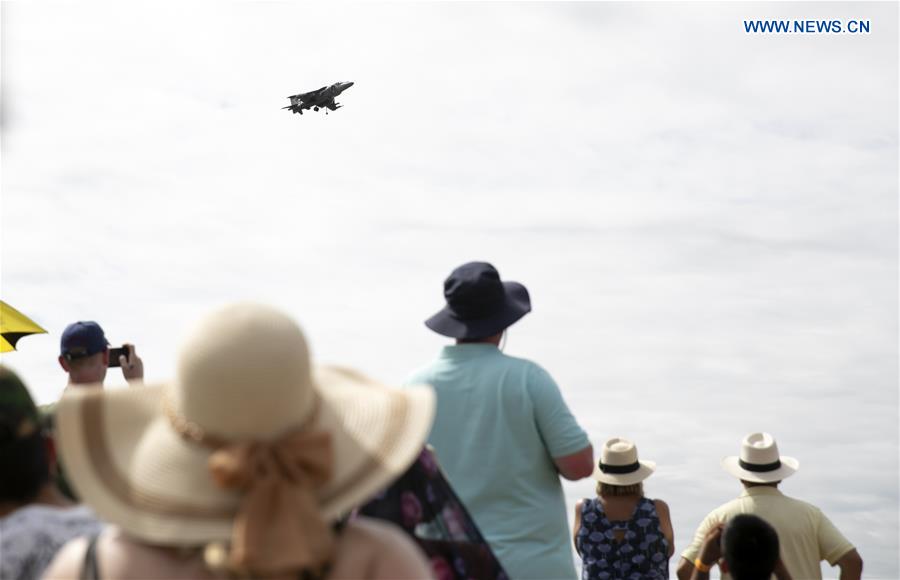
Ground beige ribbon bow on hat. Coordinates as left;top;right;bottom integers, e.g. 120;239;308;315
208;429;335;577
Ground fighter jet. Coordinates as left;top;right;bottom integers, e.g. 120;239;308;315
283;81;354;115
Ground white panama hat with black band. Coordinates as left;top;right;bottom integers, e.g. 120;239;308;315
721;432;799;483
592;437;656;486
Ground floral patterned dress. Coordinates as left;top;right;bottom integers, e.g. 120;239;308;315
357;448;508;580
575;497;669;580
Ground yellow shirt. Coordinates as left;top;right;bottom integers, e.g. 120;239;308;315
682;486;854;580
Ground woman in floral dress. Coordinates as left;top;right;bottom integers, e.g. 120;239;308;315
573;438;674;580
358;447;508;580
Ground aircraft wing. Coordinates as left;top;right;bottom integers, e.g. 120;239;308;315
298;87;327;100
283;86;341;113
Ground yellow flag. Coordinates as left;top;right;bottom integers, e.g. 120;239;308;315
0;300;48;352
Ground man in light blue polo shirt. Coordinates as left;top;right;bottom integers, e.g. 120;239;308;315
408;262;594;580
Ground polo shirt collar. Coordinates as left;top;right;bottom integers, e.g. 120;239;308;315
439;343;500;359
740;486;784;498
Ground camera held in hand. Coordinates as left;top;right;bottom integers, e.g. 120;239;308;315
107;345;131;368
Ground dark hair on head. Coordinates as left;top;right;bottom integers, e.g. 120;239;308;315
0;365;52;502
0;428;51;503
723;514;780;580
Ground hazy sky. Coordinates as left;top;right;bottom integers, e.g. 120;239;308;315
1;2;897;577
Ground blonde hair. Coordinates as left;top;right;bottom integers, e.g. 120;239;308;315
597;481;643;497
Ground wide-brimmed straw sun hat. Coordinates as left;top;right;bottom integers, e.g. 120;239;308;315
721;432;799;483
593;437;656;486
425;262;531;340
55;303;435;577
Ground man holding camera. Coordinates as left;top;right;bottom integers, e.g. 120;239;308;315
46;321;145;500
57;321;143;387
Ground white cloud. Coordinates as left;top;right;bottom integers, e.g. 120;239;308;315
2;2;897;577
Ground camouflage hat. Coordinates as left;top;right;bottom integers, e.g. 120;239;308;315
0;365;41;448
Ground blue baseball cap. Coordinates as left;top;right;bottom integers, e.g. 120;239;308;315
60;321;109;359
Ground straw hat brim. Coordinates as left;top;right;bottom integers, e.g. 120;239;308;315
55;365;434;547
721;456;799;483
593;460;656;486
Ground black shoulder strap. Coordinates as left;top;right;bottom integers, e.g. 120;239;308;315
80;533;101;580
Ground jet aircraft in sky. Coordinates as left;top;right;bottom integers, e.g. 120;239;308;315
283;81;354;115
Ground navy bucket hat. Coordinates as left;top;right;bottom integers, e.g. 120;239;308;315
425;262;531;340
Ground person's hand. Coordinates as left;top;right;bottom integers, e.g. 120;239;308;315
698;523;725;570
120;343;144;383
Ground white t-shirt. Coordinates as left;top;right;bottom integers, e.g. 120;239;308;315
0;504;103;580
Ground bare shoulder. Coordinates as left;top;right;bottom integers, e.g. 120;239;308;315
340;517;412;546
573;499;585;522
653;498;670;513
42;535;90;580
332;518;434;579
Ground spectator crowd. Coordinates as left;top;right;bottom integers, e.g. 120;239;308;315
0;262;862;580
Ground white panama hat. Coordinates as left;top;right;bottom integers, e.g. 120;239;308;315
593;437;656;486
721;432;799;483
55;303;435;549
